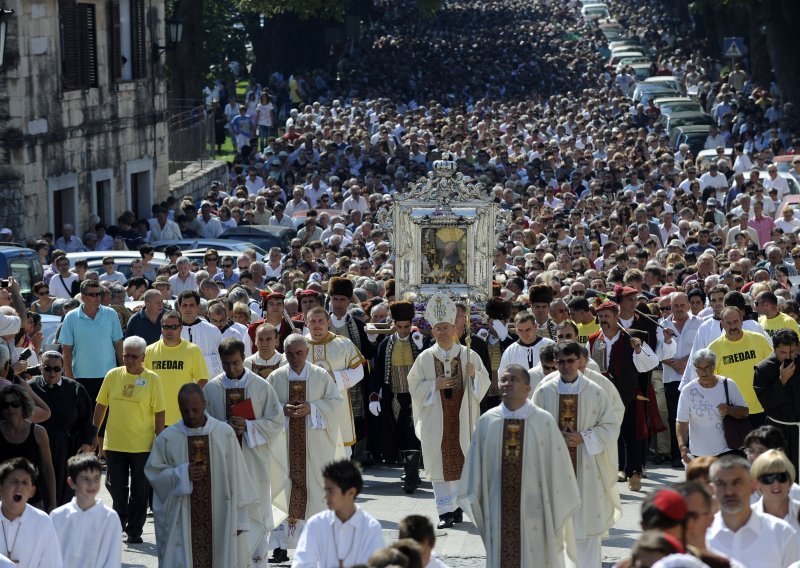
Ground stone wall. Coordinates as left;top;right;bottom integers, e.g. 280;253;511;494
169;160;229;202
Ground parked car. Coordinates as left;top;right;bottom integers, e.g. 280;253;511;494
653;97;703;115
0;246;43;302
643;75;685;95
632;83;679;105
217;225;296;253
658;111;716;135
66;251;169;279
773;154;798;174
152;239;267;257
669;125;712;156
181;249;252;266
757;170;800;196
581;3;610;20
696;148;734;168
609;50;645;67
629;63;652;81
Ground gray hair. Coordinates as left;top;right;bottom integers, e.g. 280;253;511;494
227;288;250;304
692;348;716;368
284;333;307;350
142;289;163;302
362;280;379;296
353;288;368;302
176;256;191;266
710;454;751;482
0;344;9;370
123;336;147;353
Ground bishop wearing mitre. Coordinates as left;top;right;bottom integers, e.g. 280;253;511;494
406;292;490;529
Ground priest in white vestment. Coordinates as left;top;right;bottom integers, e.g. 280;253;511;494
459;364;581;567
533;341;622;568
145;384;265;568
245;322;286;379
498;311;554;376
205;338;289;565
266;333;345;562
407;293;490;529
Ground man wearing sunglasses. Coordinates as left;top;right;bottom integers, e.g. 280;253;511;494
29;350;95;507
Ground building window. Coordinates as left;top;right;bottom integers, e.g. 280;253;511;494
59;0;98;91
109;0;147;81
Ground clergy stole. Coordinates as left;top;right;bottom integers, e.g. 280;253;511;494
250;362;280;380
501;419;524;568
225;388;246;446
487;343;502;396
188;435;213;568
311;343;357;446
434;356;465;481
558;394;579;474
287;381;308;525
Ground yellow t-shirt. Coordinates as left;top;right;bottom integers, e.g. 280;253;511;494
709;330;773;413
97;367;165;453
144;339;209;425
759;312;800;338
576;320;601;345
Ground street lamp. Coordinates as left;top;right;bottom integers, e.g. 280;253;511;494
153;14;184;59
0;7;14;70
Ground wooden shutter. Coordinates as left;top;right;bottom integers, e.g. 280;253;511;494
130;0;147;79
78;3;98;88
108;0;121;81
59;0;81;90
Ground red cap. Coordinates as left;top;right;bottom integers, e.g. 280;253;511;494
661;532;686;554
260;291;285;301
595;300;619;313
296;289;320;299
659;286;677;297
614;285;638;298
652;489;687;522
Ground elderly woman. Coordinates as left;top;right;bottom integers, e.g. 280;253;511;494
752;449;800;531
28;350;95;506
677;349;749;463
0;383;57;511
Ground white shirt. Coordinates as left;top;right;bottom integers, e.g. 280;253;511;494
0;505;63;568
99;271;127;285
50;498;122;568
753;497;800;533
181;318;223;377
676;378;746;456
590;331;661;373
51;272;78;299
660;314;702;384
292;507;385;568
200;216;224;239
169;272;198;295
498;338;555;376
707;509;799;568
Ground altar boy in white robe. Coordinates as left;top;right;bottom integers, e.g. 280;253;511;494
145;383;265;568
0;457;63;568
406;292;490;529
205;337;288;566
533;341;622;568
50;454;121;568
459;364;581;567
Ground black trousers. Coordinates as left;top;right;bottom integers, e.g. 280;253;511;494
77;377;106;437
105;450;150;538
664;382;681;461
618;400;642;477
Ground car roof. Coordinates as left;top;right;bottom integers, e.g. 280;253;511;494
675;124;712;132
653;97;694;104
220;225;293;235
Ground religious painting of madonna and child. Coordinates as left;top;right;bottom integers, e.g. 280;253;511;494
421;226;467;285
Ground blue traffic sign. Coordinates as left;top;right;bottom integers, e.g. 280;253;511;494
723;37;745;59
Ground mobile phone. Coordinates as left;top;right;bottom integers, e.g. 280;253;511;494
0;280;7;288
18;349;31;361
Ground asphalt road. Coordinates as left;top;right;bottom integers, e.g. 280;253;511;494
108;461;684;568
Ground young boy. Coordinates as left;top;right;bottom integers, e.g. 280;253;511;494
292;460;385;566
399;515;449;568
50;454;121;568
244;322;285;379
0;457;63;567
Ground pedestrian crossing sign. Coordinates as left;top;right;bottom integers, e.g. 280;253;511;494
723;37;744;59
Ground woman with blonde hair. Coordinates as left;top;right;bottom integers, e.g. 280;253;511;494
751;449;800;530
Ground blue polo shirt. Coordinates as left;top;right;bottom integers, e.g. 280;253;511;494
59;304;124;378
125;308;164;345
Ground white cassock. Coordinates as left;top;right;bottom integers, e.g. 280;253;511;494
244;352;286;378
50;498;122;568
182;319;224;377
293;508;385;567
499;337;555;376
0;505;63;568
220;322;254;357
458;401;581;567
407;345;490;515
267;362;345;549
145;415;265;568
204;369;289;539
679;317;771;387
529;360;600;393
533;375;622;568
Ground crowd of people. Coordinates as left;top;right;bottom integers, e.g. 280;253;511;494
3;0;800;565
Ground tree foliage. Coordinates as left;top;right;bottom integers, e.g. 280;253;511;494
238;0;347;21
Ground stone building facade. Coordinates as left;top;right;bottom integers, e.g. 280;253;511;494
0;0;169;242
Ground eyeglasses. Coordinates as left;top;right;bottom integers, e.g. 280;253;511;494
102;261;114;265
660;305;672;311
38;291;49;296
161;323;181;330
43;365;62;373
0;400;22;410
291;245;301;249
220;264;233;269
758;472;790;485
83;292;102;298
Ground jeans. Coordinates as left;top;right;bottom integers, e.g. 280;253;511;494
105;450;150;538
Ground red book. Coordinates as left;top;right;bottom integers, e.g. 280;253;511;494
229;399;256;420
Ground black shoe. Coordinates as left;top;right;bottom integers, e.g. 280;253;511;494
126;534;143;544
268;548;289;563
671;459;685;468
452;507;463;523
402;450;422;494
437;513;454;529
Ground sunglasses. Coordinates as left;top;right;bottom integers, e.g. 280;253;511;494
759;472;790;485
43;365;62;373
38;291;49;296
83;292;102;298
161;323;181;330
102;261;114;265
220;264;233;269
0;400;22;410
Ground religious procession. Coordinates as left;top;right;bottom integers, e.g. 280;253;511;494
5;0;800;565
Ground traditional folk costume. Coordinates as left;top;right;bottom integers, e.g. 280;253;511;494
181;318;224;377
533;375;623;568
480;298;517;412
407;294;490;522
266;362;344;550
459;400;581;568
50;497;122;568
145;415;265;568
305;330;366;450
204;368;289;562
530;285;558;341
244;351;286;380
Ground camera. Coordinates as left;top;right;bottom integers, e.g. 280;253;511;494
0;280;8;288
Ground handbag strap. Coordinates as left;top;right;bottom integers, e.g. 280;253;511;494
722;378;731;406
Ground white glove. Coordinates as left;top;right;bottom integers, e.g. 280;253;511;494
412;331;424;350
492;319;509;341
476;328;490;341
369;401;381;416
